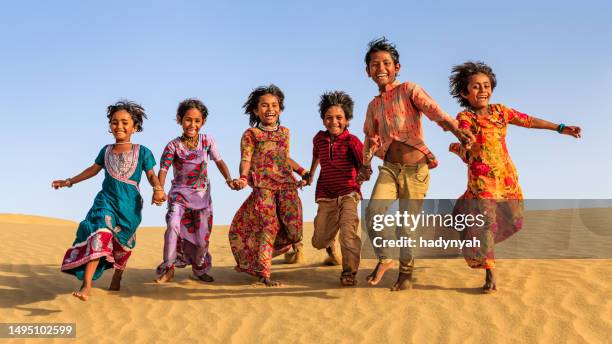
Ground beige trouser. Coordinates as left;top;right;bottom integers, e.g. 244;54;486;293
312;193;361;274
365;162;430;273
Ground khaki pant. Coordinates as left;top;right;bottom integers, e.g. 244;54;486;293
312;193;361;274
365;162;429;273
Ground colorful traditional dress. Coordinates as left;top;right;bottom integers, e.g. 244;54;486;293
229;126;303;278
450;104;533;269
61;144;156;280
156;134;220;277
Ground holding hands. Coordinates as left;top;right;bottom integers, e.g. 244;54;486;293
229;177;248;191
356;164;372;185
151;186;166;206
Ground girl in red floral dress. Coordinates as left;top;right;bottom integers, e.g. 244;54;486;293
448;62;581;293
229;85;310;287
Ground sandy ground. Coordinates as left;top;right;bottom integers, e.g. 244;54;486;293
0;213;610;343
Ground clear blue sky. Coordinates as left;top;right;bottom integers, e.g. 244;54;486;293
1;1;610;225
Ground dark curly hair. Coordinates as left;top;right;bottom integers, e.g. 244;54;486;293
176;98;208;124
106;100;147;132
449;61;497;108
319;91;354;121
242;84;285;127
365;37;400;66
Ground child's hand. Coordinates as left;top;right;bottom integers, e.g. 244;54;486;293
299;172;311;189
233;178;248;190
152;190;166;206
356;165;372;184
456;128;475;150
52;179;72;189
561;125;581;138
306;173;314;186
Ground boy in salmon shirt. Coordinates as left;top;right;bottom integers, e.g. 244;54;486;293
359;37;474;291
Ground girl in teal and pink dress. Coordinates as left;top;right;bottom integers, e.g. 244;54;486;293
53;100;165;301
154;99;234;284
448;62;581;293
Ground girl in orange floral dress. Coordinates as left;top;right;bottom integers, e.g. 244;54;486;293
229;85;310;287
448;61;581;293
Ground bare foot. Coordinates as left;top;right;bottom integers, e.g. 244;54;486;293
340;272;357;286
72;286;90;301
192;273;214;283
483;269;497;294
258;277;282;287
390;272;412;291
154;268;174;284
323;247;340;266
284;247;304;264
366;260;395;285
109;270;123;291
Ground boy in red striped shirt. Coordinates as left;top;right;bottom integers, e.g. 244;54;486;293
308;91;364;286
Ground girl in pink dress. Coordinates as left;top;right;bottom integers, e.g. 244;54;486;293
155;99;233;283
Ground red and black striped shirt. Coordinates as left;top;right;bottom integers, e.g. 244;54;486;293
313;129;364;200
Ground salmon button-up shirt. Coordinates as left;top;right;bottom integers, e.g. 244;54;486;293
363;80;456;168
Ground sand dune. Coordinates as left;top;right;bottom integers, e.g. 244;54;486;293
0;213;610;343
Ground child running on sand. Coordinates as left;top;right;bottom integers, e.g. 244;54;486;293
154;99;234;284
53;100;165;301
229;84;310;287
308;91;364;286
359;37;474;291
448;61;581;293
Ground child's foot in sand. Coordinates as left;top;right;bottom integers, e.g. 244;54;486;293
323;246;340;266
340;272;357;286
483;269;497;294
72;286;91;301
390;272;412;291
154;267;174;284
108;270;123;291
258;277;282;287
284;246;304;264
366;260;395;285
192;273;214;283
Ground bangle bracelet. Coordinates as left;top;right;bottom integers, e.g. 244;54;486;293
239;175;247;181
557;123;566;133
153;186;163;191
66;178;73;188
296;167;306;176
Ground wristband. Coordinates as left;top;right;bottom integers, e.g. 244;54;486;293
557;123;566;134
153;186;164;192
239;175;247;181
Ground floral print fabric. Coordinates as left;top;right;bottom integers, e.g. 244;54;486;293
450;104;533;269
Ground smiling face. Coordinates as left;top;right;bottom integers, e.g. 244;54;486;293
366;51;400;91
462;73;493;110
255;93;281;126
109;110;136;143
323;105;348;137
180;108;205;138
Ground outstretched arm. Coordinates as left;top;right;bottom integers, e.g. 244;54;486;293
529;117;581;138
410;84;474;148
52;163;102;189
